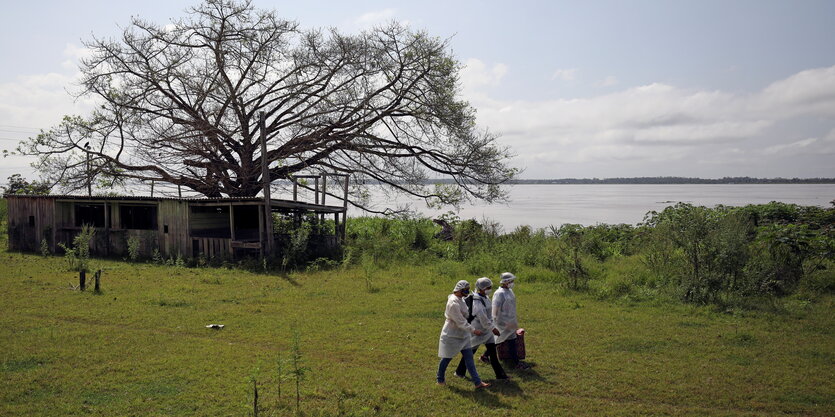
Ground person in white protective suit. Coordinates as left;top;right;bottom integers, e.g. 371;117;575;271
453;277;509;380
436;280;491;388
489;272;530;369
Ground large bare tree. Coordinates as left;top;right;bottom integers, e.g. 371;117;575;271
19;0;515;210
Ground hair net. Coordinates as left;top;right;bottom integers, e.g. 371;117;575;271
500;272;516;284
453;280;470;292
476;277;493;290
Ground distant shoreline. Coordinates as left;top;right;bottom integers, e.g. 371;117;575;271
422;177;835;185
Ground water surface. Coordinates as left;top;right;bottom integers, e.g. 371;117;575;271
356;184;835;230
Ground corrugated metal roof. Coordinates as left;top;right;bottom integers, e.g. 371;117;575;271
2;194;346;212
2;194;256;202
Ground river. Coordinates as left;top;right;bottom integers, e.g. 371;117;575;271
355;184;835;230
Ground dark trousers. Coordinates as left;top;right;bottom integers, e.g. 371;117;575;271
456;343;508;379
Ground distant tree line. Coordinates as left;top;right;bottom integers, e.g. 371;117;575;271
413;176;835;185
510;177;835;184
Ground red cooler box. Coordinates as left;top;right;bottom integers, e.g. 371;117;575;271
497;329;526;360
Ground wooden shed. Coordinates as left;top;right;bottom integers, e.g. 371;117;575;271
5;190;348;260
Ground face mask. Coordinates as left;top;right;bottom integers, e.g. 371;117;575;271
508;282;515;290
461;289;470;296
485;289;492;296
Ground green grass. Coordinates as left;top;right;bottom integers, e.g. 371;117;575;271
1;250;834;416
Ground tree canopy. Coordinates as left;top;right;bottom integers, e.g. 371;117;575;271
1;174;51;196
19;0;515;211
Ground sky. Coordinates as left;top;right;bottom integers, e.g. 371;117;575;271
1;0;834;184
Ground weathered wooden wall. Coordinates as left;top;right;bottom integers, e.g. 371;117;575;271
192;237;232;259
6;196;55;252
158;200;190;258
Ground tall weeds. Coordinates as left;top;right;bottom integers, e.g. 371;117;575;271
344;201;834;308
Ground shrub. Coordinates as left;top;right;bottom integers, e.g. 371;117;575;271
58;224;95;272
40;238;50;257
552;224;589;290
152;248;163;264
743;223;813;296
281;224;310;271
126;235;141;261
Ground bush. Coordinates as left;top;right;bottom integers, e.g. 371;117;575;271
126;235;141;261
58;224;95;272
40;238;50;257
743;223;813;296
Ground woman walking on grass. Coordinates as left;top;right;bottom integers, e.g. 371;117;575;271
454;277;510;380
491;272;530;370
436;280;491;389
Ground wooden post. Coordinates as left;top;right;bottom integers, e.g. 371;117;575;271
150;181;155;197
253;380;259;417
321;174;327;223
51;199;57;254
79;270;86;291
342;175;349;240
321;174;327;205
257;205;264;258
103;201;110;256
314;177;319;205
86;151;91;197
259;112;273;257
229;204;236;242
292;177;298;201
342;175;349;210
178;185;182;198
94;270;101;293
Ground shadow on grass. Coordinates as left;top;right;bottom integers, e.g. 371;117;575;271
487;379;526;397
448;385;513;408
508;365;546;383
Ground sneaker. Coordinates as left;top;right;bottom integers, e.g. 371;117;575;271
453;372;466;379
479;355;490;364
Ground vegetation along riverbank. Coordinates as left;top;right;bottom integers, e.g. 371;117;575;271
1;199;833;415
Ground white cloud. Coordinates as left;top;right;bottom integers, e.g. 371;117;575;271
462;63;835;176
755;65;835;117
353;8;398;29
762;128;835;156
551;68;578;81
595;75;618;87
762;137;819;155
0;43;98;146
60;43;93;71
460;58;508;94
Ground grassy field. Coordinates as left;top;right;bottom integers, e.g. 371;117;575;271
1;248;833;416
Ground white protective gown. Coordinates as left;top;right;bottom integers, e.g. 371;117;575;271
469;292;496;347
492;287;518;344
437;294;476;358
